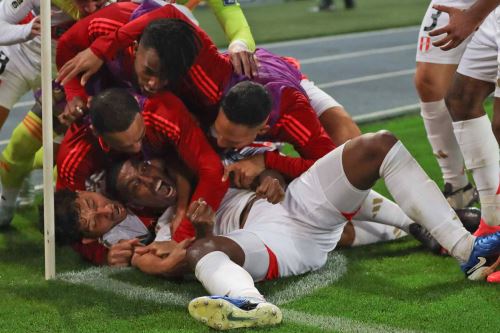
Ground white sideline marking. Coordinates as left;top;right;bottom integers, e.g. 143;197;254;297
299;44;415;65
260;26;418;49
283;309;418;333
318;69;416;89
354;103;420;124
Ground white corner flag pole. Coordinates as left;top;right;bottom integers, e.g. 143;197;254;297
41;0;55;280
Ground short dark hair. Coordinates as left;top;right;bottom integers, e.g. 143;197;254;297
140;18;201;87
105;159;128;202
89;88;140;134
221;81;272;127
43;189;84;246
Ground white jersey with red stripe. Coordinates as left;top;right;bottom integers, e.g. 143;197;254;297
416;0;475;65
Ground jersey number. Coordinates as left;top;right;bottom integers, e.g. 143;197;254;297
423;10;442;32
0;51;10;75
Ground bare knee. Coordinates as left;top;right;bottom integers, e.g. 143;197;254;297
445;74;494;121
415;62;456;101
356;130;398;161
186;238;219;270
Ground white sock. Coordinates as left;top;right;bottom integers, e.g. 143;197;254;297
351;220;406;247
356;190;414;233
0;188;20;208
379;141;474;262
453;115;500;225
421;100;468;188
195;251;265;301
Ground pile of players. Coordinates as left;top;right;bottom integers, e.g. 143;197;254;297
0;0;499;330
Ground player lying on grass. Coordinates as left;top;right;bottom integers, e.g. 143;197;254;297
53;129;500;330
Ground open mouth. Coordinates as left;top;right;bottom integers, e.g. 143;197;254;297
155;179;176;199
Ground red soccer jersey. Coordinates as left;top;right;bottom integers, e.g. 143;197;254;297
262;88;336;179
57;2;232;122
57;92;228;263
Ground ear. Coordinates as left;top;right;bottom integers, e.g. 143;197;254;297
81;237;97;245
133;40;139;54
258;124;270;136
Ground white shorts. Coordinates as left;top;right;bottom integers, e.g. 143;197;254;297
416;0;473;64
494;7;500;97
457;10;498;85
224;199;327;281
0;45;40;109
300;78;342;117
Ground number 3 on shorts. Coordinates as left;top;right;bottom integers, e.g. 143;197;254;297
0;51;10;75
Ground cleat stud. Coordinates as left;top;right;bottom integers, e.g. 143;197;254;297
218;302;223;308
201;318;208;324
272;309;277;316
216;323;222;330
204;300;209;306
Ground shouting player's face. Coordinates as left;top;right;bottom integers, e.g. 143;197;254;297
213;109;269;150
73;0;107;17
75;191;127;238
116;159;178;209
100;113;146;154
134;44;168;96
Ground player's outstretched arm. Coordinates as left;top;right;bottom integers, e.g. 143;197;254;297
429;0;500;50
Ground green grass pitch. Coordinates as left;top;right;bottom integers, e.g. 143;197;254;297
1;109;499;333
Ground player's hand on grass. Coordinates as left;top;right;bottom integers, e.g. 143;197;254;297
256;176;285;204
228;41;258;78
107;238;142;267
29;17;41;39
187;198;215;238
56;48;103;86
57;96;86;127
222;154;265;189
429;4;481;50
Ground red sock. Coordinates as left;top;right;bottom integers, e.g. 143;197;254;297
473;218;500;237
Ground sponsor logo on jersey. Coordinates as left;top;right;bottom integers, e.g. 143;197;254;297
11;0;24;9
223;0;238;6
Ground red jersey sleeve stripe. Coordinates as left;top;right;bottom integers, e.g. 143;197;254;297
59;140;88;180
68;144;93;186
192;64;219;95
280;115;311;146
189;65;219;102
60;141;92;184
145;113;181;138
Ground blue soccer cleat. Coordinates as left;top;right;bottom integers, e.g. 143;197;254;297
461;231;500;280
188;296;282;330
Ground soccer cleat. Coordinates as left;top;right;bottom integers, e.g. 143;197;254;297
461;231;500;281
188;296;282;330
409;223;442;255
455;207;481;234
443;183;479;210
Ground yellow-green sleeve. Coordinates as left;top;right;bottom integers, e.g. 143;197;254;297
52;0;81;20
205;0;256;51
